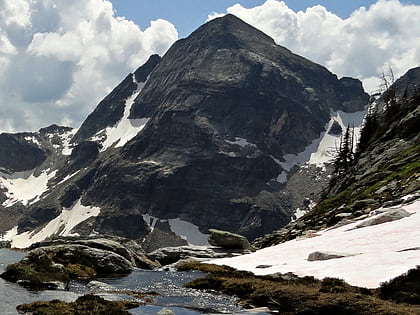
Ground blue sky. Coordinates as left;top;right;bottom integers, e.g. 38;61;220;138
111;0;420;37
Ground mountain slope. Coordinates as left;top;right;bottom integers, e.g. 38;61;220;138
0;14;369;247
254;66;420;247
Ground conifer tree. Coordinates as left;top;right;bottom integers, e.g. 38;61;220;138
334;124;354;175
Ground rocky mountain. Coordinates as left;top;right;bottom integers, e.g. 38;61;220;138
0;14;369;248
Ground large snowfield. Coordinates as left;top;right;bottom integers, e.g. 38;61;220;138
209;199;420;288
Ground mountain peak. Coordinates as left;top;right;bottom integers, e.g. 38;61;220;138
184;14;276;50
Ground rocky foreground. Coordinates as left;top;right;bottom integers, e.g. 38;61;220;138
1;218;419;314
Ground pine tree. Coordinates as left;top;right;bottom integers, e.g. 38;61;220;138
334;124;354;175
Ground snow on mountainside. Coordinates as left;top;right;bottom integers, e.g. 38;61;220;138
307;110;365;166
0;169;57;207
209;198;420;288
278;109;366;171
1;199;101;248
90;74;150;151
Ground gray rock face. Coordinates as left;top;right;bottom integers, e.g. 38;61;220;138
77;15;367;240
0;133;47;172
208;229;251;249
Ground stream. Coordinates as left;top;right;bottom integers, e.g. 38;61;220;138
0;249;270;314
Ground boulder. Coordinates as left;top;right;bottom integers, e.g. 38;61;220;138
208;229;251;250
307;251;358;261
30;238;160;270
30;244;134;275
354;208;412;229
16;294;142;314
147;245;218;266
0;243;135;289
147;245;250;266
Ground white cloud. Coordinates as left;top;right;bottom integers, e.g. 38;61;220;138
211;0;420;94
0;0;178;132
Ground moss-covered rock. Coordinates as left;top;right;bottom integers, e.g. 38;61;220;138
16;294;141;315
0;243;134;289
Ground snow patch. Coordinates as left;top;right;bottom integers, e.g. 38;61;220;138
168;218;209;246
142;214;208;246
269;109;365;183
225;137;257;148
0;169;57;207
60;129;77;155
57;170;81;186
7;199;101;249
276;171;288;184
308;110;365;166
24;136;40;146
208;199;420;288
98;75;150;151
0;226;18;242
293;208;307;220
142;214;158;232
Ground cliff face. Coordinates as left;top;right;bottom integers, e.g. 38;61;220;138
0;15;369;246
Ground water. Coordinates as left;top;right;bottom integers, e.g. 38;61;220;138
0;249;270;314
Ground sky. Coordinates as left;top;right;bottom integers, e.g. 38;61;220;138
0;0;419;133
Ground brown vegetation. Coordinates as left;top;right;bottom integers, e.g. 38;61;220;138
179;262;420;315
